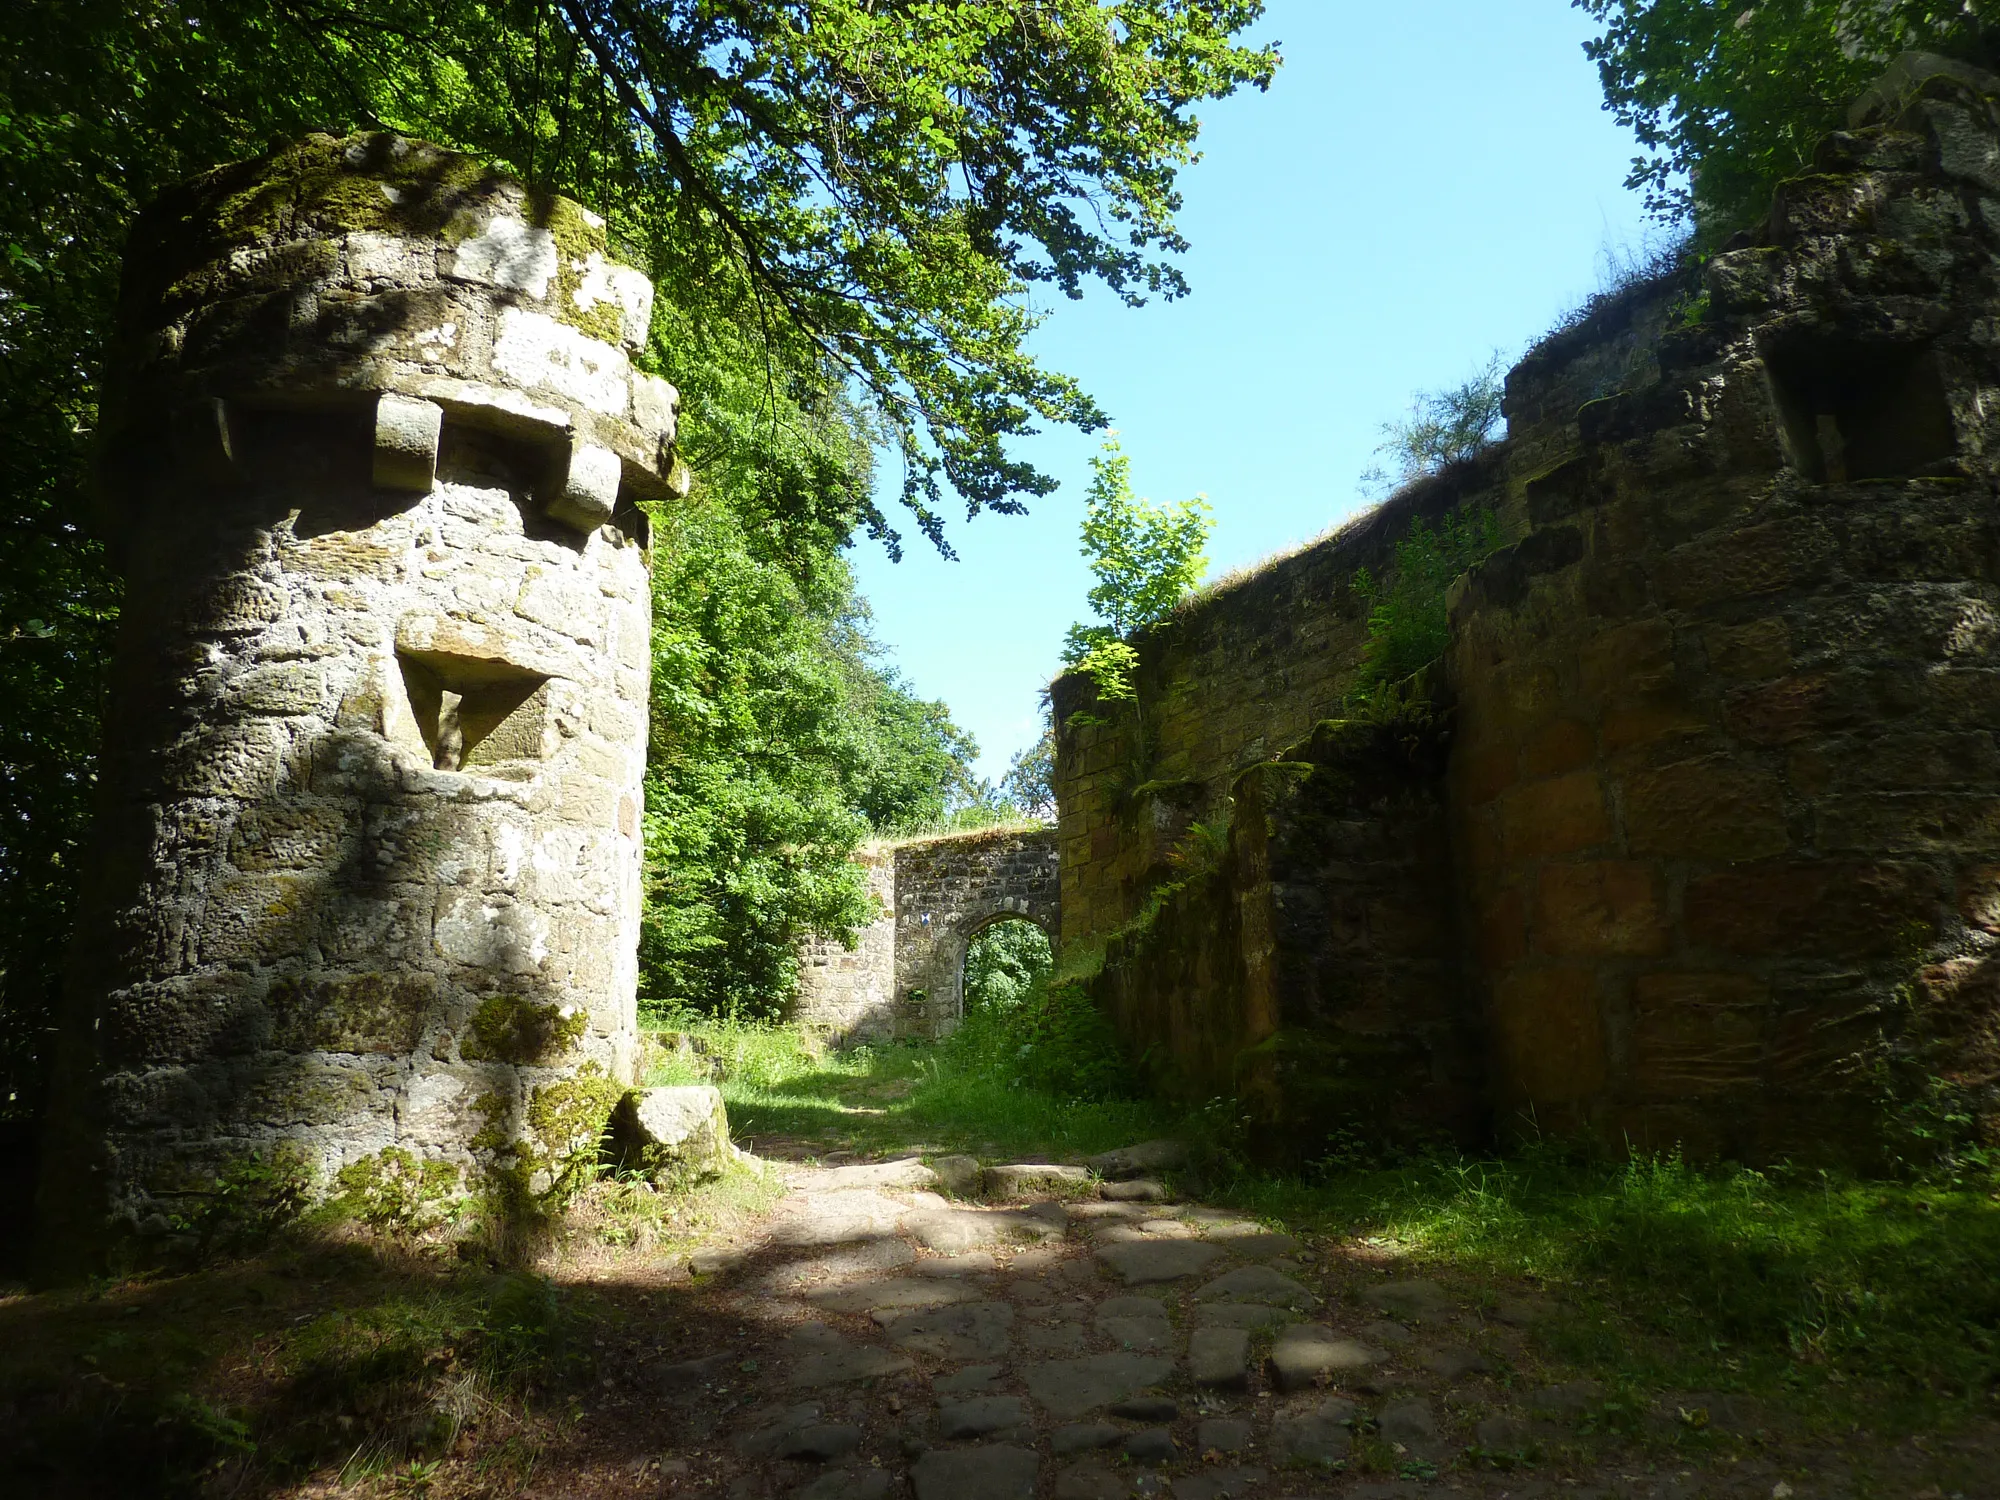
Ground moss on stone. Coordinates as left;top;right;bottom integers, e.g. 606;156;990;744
332;1147;464;1235
536;192;628;343
461;994;588;1065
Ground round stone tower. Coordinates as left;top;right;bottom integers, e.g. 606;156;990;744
37;133;677;1264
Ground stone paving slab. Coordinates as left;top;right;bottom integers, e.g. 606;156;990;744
1270;1395;1356;1465
909;1446;1040;1500
783;1323;918;1388
770;1189;911;1247
795;1468;894;1500
764;1237;917;1290
1096;1240;1226;1285
1268;1325;1382;1391
1192;1303;1292;1331
1192;1265;1317;1308
809;1276;983;1314
1189;1326;1250;1388
909;1208;1063;1253
1022;1353;1175;1419
1086;1140;1187;1178
814;1158;939;1191
1171;1465;1266;1500
938;1395;1033;1438
883;1300;1016;1359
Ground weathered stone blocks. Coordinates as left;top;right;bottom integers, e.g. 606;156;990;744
1053;58;2000;1166
37;132;670;1266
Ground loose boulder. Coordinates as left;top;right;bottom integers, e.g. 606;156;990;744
608;1086;731;1183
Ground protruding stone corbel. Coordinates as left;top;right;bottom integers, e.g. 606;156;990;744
373;392;444;492
546;440;624;532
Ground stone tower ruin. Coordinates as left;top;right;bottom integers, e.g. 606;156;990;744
36;133;678;1262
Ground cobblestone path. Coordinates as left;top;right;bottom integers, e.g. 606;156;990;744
624;1150;1953;1500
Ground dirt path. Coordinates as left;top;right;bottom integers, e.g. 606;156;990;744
590;1148;1989;1500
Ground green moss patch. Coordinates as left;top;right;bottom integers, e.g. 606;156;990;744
461;994;588;1065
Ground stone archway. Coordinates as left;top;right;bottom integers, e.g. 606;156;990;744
796;826;1060;1042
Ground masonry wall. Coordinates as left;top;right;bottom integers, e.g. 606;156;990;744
1054;61;2000;1163
794;829;1060;1043
38;132;676;1263
796;850;898;1043
1450;73;2000;1160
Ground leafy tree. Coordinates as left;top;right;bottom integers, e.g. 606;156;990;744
1002;725;1059;822
1357;355;1506;500
963;920;1055;1014
1061;436;1213;702
1576;0;1995;241
0;0;1273;1112
1349;509;1504;701
640;491;980;1020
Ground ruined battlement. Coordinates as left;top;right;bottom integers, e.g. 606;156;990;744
1055;59;2000;1165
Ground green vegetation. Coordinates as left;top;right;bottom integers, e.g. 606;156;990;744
646;1006;1159;1166
1576;0;1997;241
963;920;1056;1014
640;493;982;1021
1216;1142;2000;1428
1349;507;1505;700
1061;435;1214;705
1357;354;1508;500
0;0;1273;1124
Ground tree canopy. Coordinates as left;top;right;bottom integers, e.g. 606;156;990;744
1577;0;1995;240
0;0;1275;1113
1060;435;1212;703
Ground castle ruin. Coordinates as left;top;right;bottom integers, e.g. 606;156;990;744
36;133;674;1261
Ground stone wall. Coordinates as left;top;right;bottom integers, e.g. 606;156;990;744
1054;59;2000;1164
37;132;673;1263
795;829;1060;1042
1450;67;2000;1161
796;849;898;1041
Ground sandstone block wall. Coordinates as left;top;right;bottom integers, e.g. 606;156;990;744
1054;61;2000;1163
38;133;673;1261
1451;70;2000;1159
795;829;1059;1042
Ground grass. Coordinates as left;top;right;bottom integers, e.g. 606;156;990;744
642;1016;1171;1163
7;1011;1998;1493
1207;1142;2000;1444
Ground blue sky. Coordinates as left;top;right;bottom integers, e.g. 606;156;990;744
851;1;1665;783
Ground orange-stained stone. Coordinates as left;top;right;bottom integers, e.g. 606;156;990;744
1578;617;1675;700
1499;772;1613;860
1959;864;2000;933
1452;737;1519;807
1478;886;1528;969
1622;757;1789;862
1684;861;1942;957
1630;972;1770;1097
1534;861;1670;956
1723;672;1838;747
1601;693;1710;754
1520;717;1596;778
1492;966;1605;1103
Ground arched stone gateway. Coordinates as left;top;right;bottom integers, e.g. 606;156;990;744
797;827;1060;1042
